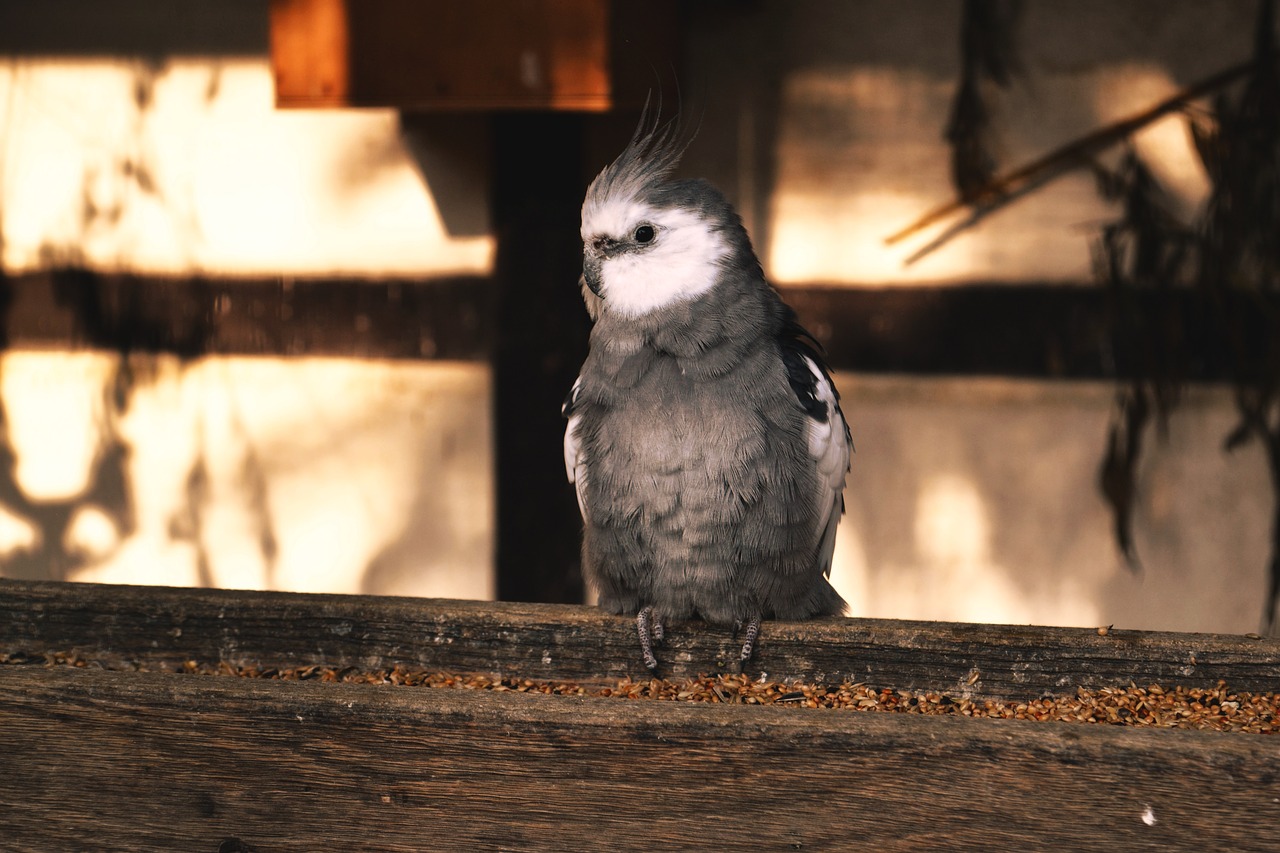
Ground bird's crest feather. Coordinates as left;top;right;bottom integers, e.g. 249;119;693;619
584;98;689;213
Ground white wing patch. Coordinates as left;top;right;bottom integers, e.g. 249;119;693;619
801;356;850;577
563;378;588;520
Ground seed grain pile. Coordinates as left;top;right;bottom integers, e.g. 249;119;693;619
7;650;1276;734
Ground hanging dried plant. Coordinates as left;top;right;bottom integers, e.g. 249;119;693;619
1093;149;1195;570
1192;0;1280;630
921;0;1280;630
945;0;1023;202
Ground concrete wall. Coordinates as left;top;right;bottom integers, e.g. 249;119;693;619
0;58;492;276
831;375;1269;634
0;352;495;601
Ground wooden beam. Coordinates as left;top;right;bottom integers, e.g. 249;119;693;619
2;661;1278;850
785;283;1280;381
2;271;492;361
0;0;269;56
491;113;592;605
4;580;1278;698
8;272;1277;381
269;0;350;105
269;0;676;111
5;580;1280;848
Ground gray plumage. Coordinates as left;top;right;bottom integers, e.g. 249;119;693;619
563;113;851;670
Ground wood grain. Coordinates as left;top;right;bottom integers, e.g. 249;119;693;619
269;0;349;105
1;665;1278;851
269;0;675;111
3;579;1279;699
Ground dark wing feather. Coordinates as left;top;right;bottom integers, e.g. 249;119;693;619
777;308;852;577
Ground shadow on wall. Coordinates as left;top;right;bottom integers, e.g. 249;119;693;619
0;351;494;601
0;353;132;582
828;374;1270;635
0;42;498;597
681;0;1253;286
0;57;493;278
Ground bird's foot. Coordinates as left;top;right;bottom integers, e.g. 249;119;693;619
636;606;665;672
737;616;762;667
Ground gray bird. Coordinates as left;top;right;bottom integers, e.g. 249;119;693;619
563;114;851;671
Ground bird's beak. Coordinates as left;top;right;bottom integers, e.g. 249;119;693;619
583;256;605;298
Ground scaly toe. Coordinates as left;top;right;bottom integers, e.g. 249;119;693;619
636;607;660;671
739;616;762;663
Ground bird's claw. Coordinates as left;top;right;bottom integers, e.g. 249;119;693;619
738;616;761;664
636;606;664;671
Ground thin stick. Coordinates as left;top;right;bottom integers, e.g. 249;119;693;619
885;60;1254;247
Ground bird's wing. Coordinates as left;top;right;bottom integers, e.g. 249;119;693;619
562;377;588;519
780;320;851;578
800;354;851;578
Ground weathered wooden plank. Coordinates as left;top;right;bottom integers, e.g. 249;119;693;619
3;580;1279;699
0;665;1277;852
11;272;1278;379
4;271;493;361
271;0;610;110
269;0;675;112
785;283;1280;380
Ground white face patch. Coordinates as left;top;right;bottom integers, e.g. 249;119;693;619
581;197;728;318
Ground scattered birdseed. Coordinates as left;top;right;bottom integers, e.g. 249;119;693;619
4;650;1276;734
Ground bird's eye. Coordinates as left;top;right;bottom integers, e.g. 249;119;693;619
633;224;656;244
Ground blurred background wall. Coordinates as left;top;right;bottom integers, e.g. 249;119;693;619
0;0;1271;634
0;0;496;598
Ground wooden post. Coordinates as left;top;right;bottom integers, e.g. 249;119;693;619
491;114;593;604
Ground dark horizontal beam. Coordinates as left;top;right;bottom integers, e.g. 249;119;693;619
5;271;1276;383
2;270;492;361
787;283;1279;380
0;0;269;56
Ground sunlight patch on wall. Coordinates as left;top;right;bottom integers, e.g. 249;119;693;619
767;67;973;285
0;351;494;600
915;473;990;566
904;473;1036;624
766;63;1210;286
829;372;1272;634
829;468;1096;626
765;64;1109;286
826;516;868;618
0;351;116;501
0;58;493;276
64;504;121;562
771;189;957;285
1090;63;1213;223
0;505;40;560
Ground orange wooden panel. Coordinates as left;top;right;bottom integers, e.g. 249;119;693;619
270;0;350;106
268;0;670;111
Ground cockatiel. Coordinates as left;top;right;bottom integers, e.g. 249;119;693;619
563;114;851;671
